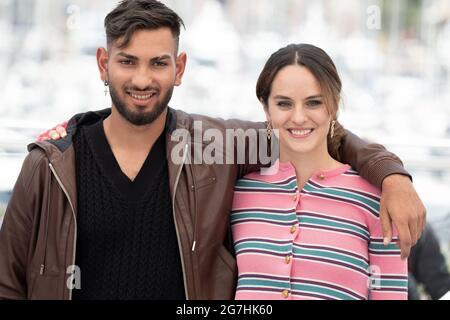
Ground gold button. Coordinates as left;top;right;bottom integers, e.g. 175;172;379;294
285;255;292;264
290;225;297;234
318;174;325;180
282;289;290;298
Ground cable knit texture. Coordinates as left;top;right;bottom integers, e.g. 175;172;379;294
72;120;185;300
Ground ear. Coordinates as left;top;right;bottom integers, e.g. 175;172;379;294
260;98;271;122
96;47;109;82
174;52;187;86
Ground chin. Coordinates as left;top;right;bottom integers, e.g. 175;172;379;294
285;140;318;155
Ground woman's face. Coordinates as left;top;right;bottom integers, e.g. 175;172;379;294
265;65;332;160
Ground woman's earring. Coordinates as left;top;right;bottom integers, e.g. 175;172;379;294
104;80;109;96
330;120;336;139
267;122;273;141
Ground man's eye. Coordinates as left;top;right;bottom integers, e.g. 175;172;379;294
153;61;167;67
120;60;134;65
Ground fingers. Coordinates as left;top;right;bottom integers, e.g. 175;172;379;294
49;130;61;140
380;203;392;246
55;125;67;138
409;218;419;247
418;206;427;240
36;122;69;142
397;225;412;260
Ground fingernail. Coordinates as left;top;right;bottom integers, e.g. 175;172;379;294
383;238;390;246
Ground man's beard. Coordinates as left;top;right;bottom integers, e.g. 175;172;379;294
109;81;174;126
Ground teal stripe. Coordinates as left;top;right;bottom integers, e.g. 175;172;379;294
231;212;297;223
298;216;369;239
291;283;359;300
369;242;400;251
238;278;289;289
371;279;408;288
293;246;369;270
380;279;408;288
235;241;292;253
236;179;297;191
304;183;379;212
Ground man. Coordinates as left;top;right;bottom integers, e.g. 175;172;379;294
0;0;425;300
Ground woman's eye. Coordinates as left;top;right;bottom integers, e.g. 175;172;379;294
306;100;322;107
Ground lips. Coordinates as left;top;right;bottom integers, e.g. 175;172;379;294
287;128;314;138
129;92;155;100
126;89;158;105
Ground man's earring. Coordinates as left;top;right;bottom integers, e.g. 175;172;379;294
267;122;273;141
330;120;336;139
104;80;109;96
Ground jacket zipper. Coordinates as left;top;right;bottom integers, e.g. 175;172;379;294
188;163;198;252
39;171;52;276
172;143;190;300
48;163;77;300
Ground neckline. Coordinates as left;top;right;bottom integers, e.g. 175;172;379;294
276;160;351;181
83;119;167;202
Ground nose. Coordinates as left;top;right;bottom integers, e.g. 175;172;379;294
131;66;154;90
290;105;308;125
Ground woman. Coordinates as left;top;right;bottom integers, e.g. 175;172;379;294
231;44;408;300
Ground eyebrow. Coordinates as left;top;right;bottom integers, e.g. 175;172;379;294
116;52;172;62
273;94;323;100
150;55;171;63
117;52;138;60
273;95;293;100
305;95;323;100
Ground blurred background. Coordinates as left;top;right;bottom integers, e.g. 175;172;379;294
0;0;449;298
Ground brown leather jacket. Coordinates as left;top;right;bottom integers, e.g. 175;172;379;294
0;108;409;300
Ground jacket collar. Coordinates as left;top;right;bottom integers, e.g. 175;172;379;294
28;107;181;154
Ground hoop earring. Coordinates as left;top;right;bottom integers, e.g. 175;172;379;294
266;122;273;141
330;120;336;139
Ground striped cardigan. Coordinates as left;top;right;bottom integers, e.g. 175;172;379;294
231;161;408;300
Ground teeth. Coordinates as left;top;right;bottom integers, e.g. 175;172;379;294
129;92;155;100
290;129;312;136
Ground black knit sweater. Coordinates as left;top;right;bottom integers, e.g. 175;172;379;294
72;120;185;300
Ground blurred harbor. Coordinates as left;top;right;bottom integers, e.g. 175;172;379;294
0;0;449;260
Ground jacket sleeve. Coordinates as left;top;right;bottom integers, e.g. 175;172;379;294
338;126;411;189
0;150;47;299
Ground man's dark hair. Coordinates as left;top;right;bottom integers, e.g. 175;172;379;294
104;0;185;50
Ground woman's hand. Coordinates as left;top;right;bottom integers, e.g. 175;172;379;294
37;121;68;141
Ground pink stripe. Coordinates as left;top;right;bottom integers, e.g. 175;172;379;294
233;192;296;209
291;260;369;297
237;254;292;275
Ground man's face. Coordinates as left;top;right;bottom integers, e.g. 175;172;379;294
98;28;186;126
